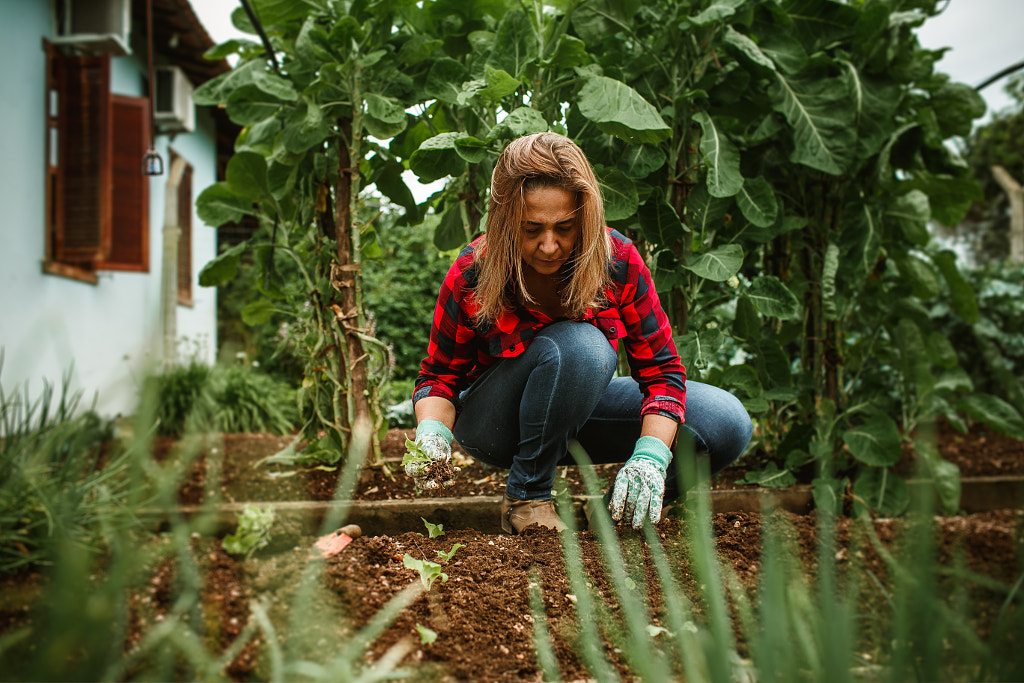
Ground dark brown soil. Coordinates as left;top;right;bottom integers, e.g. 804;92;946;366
3;421;1022;681
165;419;1024;507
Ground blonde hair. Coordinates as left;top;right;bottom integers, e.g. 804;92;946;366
474;132;611;326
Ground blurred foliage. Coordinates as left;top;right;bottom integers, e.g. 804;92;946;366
949;73;1024;264
144;360;298;437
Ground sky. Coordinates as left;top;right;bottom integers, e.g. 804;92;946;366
194;0;1024;120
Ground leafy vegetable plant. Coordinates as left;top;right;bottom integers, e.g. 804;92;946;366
222;505;275;559
403;554;448;591
415;623;438;645
437;544;465;562
421;517;445;538
402;437;432;469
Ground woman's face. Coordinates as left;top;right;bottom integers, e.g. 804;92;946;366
520;185;580;277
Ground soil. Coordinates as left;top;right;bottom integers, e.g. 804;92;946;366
165;419;1024;507
3;421;1023;681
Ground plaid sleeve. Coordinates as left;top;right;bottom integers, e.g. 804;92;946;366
614;237;686;422
414;247;480;405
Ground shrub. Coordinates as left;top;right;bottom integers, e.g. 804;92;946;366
0;366;133;573
146;361;298;437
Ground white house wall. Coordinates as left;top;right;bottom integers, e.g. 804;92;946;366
0;0;219;420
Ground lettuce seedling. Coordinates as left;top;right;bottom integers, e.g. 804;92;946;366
436;543;465;562
402;437;432;468
223;505;275;559
403;554;448;590
415;623;438;644
421;517;445;538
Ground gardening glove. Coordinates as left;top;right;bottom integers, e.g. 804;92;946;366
611;436;671;530
404;419;455;491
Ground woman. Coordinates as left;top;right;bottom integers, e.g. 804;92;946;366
407;132;752;533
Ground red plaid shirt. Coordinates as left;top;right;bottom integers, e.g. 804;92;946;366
415;228;686;422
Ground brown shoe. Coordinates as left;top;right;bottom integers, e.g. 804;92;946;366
501;494;568;533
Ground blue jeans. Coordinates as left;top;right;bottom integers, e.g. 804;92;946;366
450;321;753;501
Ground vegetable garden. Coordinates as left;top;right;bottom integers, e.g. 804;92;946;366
2;0;1024;680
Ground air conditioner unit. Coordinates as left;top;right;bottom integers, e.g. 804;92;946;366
155;66;196;133
52;0;131;56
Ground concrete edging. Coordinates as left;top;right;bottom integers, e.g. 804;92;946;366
138;476;1023;537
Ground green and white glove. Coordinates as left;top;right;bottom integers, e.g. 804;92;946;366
405;419;455;491
611;436;671;529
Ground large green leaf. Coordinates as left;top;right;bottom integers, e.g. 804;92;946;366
570;0;640;44
886;190;930;246
746;276;801;320
686;184;731;235
912;440;961;515
783;0;858;54
853;468;909;517
457;67;520;106
894;253;940;301
547;34;588;69
595;167;638;221
425;58;469;104
903;173;982;228
615;143;665;179
931;82;987;138
410;133;467;183
374;160;417;215
241;299;277;326
251;0;328;25
434;202;467;251
636;189;685;246
692;112;743;198
251;69;300;102
365;93;407;124
226;151;270;201
723;26;775;73
192;60;261;106
577;76;671;144
198;242;247;287
453;135;490;163
842;415;901;467
735;176;778;228
838;203;882;284
486;9;537;79
683;245;744;282
931;250;979;324
958;394;1024;439
196;183;255;227
839;60;901;158
674;327;724;372
768;70;857;175
689;0;745;25
488;107;548;141
226;85;286;126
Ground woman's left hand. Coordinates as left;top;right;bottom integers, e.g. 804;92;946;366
610;436;671;529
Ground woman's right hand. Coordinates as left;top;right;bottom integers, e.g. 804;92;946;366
404;420;456;490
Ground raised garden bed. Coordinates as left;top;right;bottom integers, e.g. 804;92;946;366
3;421;1022;681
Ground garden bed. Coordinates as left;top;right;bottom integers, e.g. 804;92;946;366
3;422;1022;681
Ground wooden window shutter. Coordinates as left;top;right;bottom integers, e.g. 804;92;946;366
55;53;112;265
102;96;150;271
177;161;194;304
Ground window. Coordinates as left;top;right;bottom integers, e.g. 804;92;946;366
174;153;194;305
43;41;150;282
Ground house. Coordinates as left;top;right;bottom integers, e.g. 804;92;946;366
0;0;239;418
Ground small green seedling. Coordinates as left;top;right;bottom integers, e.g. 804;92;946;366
415;623;438;645
223;505;275;559
421;517;445;538
403;554;448;590
436;543;464;562
402;437;432;468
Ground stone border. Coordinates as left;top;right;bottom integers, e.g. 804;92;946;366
139;476;1023;537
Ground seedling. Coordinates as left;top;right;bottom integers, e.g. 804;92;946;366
415;623;438;645
402;437;432;468
223;505;275;559
421;517;445;538
403;554;448;590
437;543;465;562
